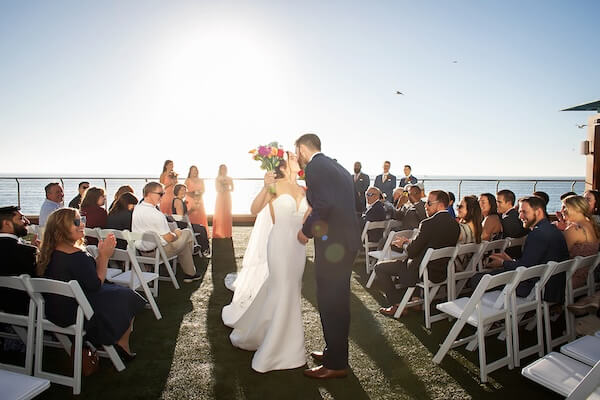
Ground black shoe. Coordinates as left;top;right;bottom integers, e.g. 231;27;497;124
114;344;136;362
183;272;203;283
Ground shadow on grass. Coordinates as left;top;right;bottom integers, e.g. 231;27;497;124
36;256;209;400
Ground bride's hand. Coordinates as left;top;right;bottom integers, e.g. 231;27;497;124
263;171;276;187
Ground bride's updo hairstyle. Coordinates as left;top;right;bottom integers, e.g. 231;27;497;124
274;159;288;179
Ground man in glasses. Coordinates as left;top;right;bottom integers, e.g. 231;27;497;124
132;182;202;283
374;190;459;317
360;187;387;245
68;181;90;209
39;182;64;227
0;206;38;315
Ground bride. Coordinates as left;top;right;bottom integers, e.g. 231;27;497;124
223;152;309;373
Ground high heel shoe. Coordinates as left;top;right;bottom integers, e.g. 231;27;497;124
114;344;136;362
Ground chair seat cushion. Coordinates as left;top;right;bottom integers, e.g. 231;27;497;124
436;297;505;326
0;369;50;400
560;335;600;366
521;352;591;397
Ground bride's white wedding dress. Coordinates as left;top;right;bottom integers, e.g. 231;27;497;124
227;193;308;373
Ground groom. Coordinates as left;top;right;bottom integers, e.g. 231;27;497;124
296;133;361;379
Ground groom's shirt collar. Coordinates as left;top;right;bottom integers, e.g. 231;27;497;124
308;152;322;164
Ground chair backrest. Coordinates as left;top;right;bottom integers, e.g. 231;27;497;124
98;228;129;241
483;239;509;253
84;227;100;239
569;254;600;296
497;264;551;309
455;242;486;271
507;236;527;250
23;277;94;320
467;270;518;312
362;220;388;240
565;358;600;400
420;246;458;279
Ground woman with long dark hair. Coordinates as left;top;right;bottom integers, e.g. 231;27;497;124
479;193;502;241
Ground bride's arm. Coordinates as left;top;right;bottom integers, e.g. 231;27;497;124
303;206;312;223
250;172;275;215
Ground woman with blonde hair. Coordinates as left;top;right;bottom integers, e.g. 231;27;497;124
562;195;600;288
37;208;146;362
184;165;209;235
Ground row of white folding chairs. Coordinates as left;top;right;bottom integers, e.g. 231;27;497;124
364;229;417;285
0;274;125;395
361;220;393;274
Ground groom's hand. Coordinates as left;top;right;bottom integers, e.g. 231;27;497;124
297;230;309;244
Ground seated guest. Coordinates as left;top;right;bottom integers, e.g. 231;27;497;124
447;192;456;219
80;187;108;245
353;161;370;215
106;192;139;249
375;190;460;316
455;196;482;271
68;181;89;209
374;161;396;204
109;185;134;211
172;184;211;257
554;191;578;231
562;195;600;288
533;191;550;218
392;187;406;210
132;182;202;283
0;206;37;315
479;193;502;241
393;185;426;231
361;186;387;244
37;208;145;361
398;164;418;188
583;190;600;225
39;182;64;227
471;196;569;303
497;189;528;258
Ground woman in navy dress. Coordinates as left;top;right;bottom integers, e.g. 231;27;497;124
36;208;146;361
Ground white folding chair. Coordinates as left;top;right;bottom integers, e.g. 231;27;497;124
478;239;509;273
23;276;125;395
572;253;600;299
393;246;458;329
361;220;388;274
561;335;600;366
432;270;518;382
0;369;50;400
127;231;180;289
26;224;44;242
522;353;600;399
544;259;579;353
0;275;35;375
448;242;487;301
365;229;413;289
85;228;124;281
506;236;526;253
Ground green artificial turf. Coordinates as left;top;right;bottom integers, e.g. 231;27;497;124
10;227;562;399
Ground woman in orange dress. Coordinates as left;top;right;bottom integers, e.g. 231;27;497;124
212;164;234;238
185;165;209;235
159;160;177;215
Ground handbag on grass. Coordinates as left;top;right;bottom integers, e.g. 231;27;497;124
72;343;100;376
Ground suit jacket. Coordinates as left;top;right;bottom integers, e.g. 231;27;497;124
354;172;370;213
394;200;426;231
361;201;387;243
502;218;569;302
404;210;460;284
501;208;528;258
399;175;418;188
302;154;361;254
374;174;396;203
0;237;37;315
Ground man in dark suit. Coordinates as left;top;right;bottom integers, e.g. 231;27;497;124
361;187;387;244
398;165;418;188
0;206;37;315
393;185;427;231
68;181;89;209
296;134;361;379
473;195;569;303
353;161;370;215
374;161;396;203
375;191;460;316
497;189;528;258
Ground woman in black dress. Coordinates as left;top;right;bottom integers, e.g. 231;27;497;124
106;192;138;249
36;207;146;361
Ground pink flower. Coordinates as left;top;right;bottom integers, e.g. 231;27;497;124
258;146;270;157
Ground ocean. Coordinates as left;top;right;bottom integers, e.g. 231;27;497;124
0;175;585;216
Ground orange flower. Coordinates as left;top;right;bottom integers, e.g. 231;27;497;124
249;149;257;154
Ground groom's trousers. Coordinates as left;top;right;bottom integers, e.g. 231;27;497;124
315;248;357;371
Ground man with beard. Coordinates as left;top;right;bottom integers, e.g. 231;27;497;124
0;206;38;315
353;161;370;215
470;195;569;303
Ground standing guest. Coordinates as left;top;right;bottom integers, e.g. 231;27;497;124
398;165;417;188
0;206;37;315
497;189;528;258
37;208;145;361
374;161;396;204
447;192;456;219
213;164;234;239
184;165;209;235
80;187;108;245
68;181;89;209
109;185;134;211
479;193;502;241
39;182;64;227
353;161;370;215
159;160;177;215
132;182;203;282
360;187;387;244
172;184;210;257
106;192;138;249
583;190;600;225
562;195;600;288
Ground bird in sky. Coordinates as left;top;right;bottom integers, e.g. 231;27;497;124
576;124;587;129
396;91;404;95
452;60;458;63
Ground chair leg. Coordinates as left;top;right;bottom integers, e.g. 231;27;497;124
425;285;441;329
433;314;469;364
394;288;415;318
103;345;126;372
543;302;552;353
478;324;488;383
366;270;376;288
511;307;521;367
73;331;83;395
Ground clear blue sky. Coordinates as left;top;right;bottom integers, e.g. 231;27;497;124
1;1;598;178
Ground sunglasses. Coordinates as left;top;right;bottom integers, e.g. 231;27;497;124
74;216;86;226
426;200;440;206
458;204;465;209
366;193;378;197
153;191;165;197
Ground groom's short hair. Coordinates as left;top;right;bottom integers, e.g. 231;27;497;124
295;133;321;151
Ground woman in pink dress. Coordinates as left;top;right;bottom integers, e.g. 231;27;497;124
212;164;234;238
184;165;209;235
159;160;177;215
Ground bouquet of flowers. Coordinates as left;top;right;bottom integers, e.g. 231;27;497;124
249;142;285;171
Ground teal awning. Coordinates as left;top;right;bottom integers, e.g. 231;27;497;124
561;100;600;112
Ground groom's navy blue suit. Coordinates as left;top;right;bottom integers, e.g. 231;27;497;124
302;153;361;370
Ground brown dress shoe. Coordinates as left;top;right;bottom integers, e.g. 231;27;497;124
379;305;399;317
303;365;348;379
310;351;325;362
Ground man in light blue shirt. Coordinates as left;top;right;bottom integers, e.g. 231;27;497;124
39;182;64;226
